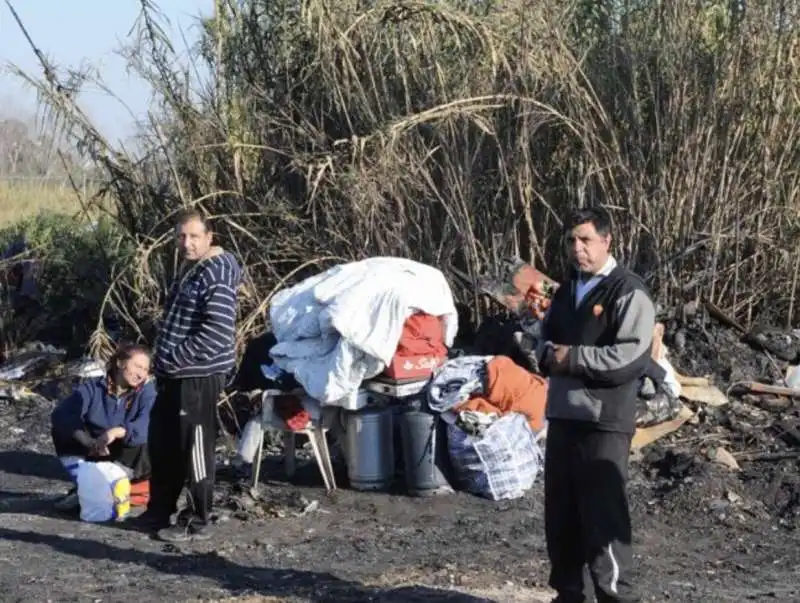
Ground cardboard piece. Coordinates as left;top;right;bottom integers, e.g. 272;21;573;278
631;404;695;451
680;384;728;407
676;374;711;387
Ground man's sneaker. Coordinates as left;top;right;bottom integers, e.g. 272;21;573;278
134;509;172;532
232;459;252;482
549;594;588;603
157;520;212;543
54;488;80;512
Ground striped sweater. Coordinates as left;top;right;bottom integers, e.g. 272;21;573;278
154;249;241;378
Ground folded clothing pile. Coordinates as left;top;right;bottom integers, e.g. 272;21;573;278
269;257;458;404
428;355;547;432
428;354;547;501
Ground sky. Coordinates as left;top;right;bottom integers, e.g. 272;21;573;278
0;1;209;145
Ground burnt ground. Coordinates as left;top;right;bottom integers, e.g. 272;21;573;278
1;316;800;602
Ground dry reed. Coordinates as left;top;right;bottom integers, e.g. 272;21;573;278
5;0;799;357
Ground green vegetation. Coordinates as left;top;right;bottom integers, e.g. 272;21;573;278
0;212;132;353
4;0;799;356
0;181;85;225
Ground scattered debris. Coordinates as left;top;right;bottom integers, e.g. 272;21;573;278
708;447;740;471
0;302;799;602
0;344;64;381
63;357;105;379
296;499;320;516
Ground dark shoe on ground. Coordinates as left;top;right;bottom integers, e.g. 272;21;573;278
134;509;172;532
54;488;79;512
550;594;588;603
157;520;212;543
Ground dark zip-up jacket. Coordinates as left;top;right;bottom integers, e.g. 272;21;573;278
539;263;655;433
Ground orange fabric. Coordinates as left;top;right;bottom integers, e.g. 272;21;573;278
395;313;447;357
500;264;558;317
130;479;150;507
273;395;311;431
456;356;547;431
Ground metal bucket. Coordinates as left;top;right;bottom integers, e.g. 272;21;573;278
392;404;406;480
341;406;395;491
399;400;453;496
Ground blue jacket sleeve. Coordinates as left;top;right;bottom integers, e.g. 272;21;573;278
123;380;156;446
50;383;92;442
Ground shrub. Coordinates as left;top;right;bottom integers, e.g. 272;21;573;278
0;211;133;355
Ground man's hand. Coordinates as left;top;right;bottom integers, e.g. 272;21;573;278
109;426;127;441
543;343;571;374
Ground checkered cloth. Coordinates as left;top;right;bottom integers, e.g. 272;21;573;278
447;412;543;501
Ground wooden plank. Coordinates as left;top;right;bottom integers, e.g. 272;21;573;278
740;382;800;397
734;451;800;462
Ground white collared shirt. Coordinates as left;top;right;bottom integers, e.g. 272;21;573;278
575;256;617;307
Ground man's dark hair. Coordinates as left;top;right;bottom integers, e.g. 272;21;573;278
175;208;211;232
565;207;612;237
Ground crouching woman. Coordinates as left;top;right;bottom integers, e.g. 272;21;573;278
50;342;156;510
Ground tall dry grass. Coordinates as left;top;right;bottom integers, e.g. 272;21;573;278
0;180;85;225
7;0;800;355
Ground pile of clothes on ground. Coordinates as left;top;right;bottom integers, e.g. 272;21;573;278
427;354;548;500
230;255;686;502
231;257;548;501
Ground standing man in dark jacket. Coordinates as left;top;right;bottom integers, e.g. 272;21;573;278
538;207;654;603
143;209;242;542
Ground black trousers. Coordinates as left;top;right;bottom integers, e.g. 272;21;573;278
52;430;151;481
148;374;225;525
544;420;637;603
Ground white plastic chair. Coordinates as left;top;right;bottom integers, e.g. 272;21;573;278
251;389;338;492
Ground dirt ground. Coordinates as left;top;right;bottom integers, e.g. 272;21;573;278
1;315;800;602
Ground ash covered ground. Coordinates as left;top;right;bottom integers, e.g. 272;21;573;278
1;312;799;602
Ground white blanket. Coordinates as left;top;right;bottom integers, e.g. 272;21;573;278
269;257;458;404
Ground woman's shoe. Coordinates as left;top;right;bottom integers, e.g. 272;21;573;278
54;487;79;511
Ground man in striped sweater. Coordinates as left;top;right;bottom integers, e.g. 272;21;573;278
143;209;241;542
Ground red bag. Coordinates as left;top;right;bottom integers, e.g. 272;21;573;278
130;479;150;507
383;313;447;380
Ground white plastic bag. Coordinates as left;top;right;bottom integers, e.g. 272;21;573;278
237;418;264;464
76;461;131;522
656;357;682;399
